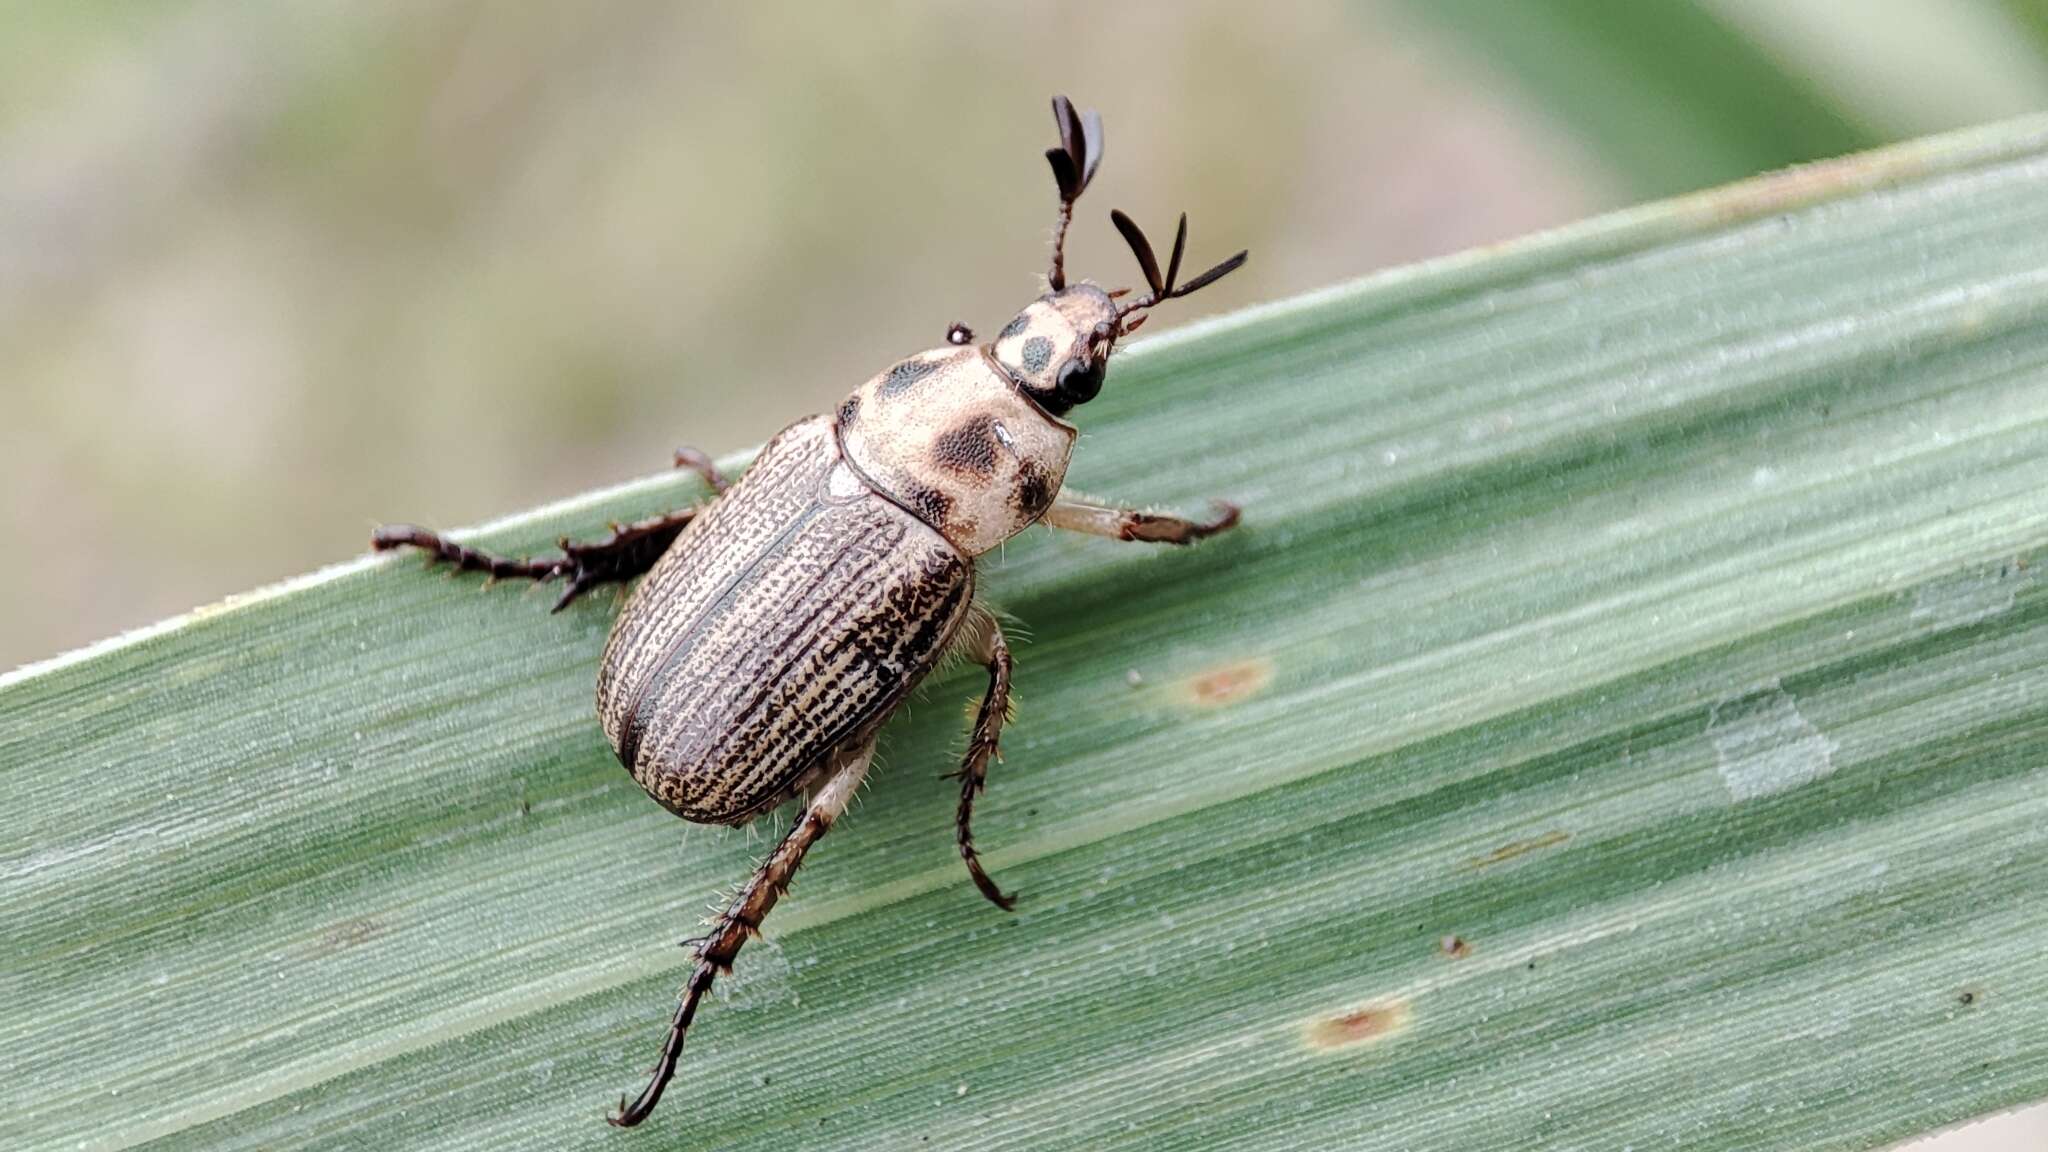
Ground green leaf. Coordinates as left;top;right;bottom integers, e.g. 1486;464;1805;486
9;116;2048;1151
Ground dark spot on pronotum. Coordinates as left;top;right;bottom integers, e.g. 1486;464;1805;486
1467;830;1571;869
907;483;953;528
933;416;999;476
999;314;1029;340
1021;336;1053;374
1438;935;1470;960
1305;1000;1411;1050
881;358;938;396
1177;656;1275;708
837;394;861;428
1015;461;1052;515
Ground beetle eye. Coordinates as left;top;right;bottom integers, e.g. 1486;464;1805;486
1056;358;1104;406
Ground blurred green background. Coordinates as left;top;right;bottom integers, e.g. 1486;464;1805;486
5;0;2048;694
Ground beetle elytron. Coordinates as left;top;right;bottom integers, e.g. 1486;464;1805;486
374;95;1245;1126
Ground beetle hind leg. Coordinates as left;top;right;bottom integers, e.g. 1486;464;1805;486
609;740;875;1128
374;446;727;611
373;507;698;611
947;607;1018;911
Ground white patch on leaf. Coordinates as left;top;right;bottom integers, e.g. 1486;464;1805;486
1708;684;1839;802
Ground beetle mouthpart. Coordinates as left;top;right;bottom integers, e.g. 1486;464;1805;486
1109;209;1248;323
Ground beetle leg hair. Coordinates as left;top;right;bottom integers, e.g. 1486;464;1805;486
946;606;1018;911
609;740;875;1128
372;505;702;613
1039;490;1240;545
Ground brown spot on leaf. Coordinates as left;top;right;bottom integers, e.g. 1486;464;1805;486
1305;1000;1411;1050
1439;935;1470;959
1176;657;1273;709
1466;830;1570;870
306;916;385;958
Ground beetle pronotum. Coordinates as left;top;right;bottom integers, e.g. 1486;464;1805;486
374;95;1245;1126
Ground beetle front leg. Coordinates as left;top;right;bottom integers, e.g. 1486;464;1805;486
1039;490;1239;545
610;740;874;1128
948;608;1018;911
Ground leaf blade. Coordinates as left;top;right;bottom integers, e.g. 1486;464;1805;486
8;117;2048;1151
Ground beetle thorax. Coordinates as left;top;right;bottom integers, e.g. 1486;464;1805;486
836;345;1074;556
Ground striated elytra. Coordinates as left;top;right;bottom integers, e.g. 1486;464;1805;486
371;94;1247;1127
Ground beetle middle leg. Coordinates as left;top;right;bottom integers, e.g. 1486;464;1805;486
947;606;1018;911
669;446;729;494
610;739;875;1128
1040;490;1240;545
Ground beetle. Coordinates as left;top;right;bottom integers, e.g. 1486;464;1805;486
372;95;1245;1127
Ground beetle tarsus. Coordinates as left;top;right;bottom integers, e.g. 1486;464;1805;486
1036;494;1242;546
371;524;564;582
1176;499;1242;541
1114;498;1239;544
951;612;1017;911
610;746;874;1127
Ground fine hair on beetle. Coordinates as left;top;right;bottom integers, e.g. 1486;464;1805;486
371;93;1245;1129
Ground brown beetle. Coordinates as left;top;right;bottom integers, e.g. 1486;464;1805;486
373;95;1244;1126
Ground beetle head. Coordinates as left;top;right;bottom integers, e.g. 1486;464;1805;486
992;284;1119;418
997;95;1248;420
992;214;1246;419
